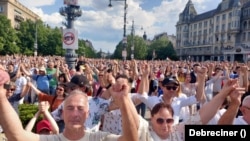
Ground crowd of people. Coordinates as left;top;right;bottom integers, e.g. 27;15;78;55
0;54;249;141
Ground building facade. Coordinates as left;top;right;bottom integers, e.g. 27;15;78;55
0;0;40;29
176;0;250;62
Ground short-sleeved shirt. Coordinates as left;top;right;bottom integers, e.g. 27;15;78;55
38;92;64;112
40;131;119;141
32;74;53;93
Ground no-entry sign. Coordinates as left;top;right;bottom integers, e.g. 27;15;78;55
63;28;78;49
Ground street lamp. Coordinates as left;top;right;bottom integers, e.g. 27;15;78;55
34;23;38;56
108;0;127;61
60;2;82;69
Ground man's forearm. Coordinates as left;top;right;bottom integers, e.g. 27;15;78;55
0;95;26;140
120;98;138;141
218;103;239;125
199;88;230;124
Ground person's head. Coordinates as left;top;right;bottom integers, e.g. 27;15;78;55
184;73;191;83
47;61;54;69
4;82;16;98
58;73;67;83
38;66;46;76
7;63;14;72
161;77;181;97
150;103;174;139
36;119;53;135
56;84;66;97
63;90;89;131
192;63;200;72
240;95;250;124
64;74;90;94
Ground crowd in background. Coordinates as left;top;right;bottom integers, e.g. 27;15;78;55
0;54;249;141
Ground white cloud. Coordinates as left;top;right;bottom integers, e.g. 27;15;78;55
18;0;56;7
18;0;221;53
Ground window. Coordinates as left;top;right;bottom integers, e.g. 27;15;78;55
0;6;3;13
222;14;226;20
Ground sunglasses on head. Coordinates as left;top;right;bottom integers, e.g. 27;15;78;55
156;118;174;125
165;86;178;91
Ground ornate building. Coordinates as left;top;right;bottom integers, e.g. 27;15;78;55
176;0;250;62
0;0;40;29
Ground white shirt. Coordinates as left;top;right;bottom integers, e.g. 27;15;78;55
14;76;27;94
233;116;248;125
136;93;197;124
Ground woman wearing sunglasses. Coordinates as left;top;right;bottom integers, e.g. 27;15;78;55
27;82;66;112
5;81;29;114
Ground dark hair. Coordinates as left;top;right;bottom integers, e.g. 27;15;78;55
115;74;129;81
151;103;174;117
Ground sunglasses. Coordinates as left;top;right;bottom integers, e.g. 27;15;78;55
165;86;178;91
7;88;15;91
56;88;64;91
156;118;174;125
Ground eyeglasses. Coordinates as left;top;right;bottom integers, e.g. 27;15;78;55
156;118;174;125
7;88;15;91
56;88;64;91
165;86;178;91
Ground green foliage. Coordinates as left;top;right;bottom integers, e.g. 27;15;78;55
147;37;178;60
0;15;19;55
18;104;41;129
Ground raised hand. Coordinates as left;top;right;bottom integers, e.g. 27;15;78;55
0;65;10;86
39;101;50;113
109;78;130;106
229;87;245;106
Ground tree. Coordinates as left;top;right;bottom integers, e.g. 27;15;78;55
112;35;148;60
147;37;177;60
0;15;20;55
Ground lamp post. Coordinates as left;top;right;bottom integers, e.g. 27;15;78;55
108;0;127;61
131;20;134;59
59;1;82;69
34;23;38;56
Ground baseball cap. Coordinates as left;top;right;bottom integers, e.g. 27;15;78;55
36;119;52;133
162;77;180;86
65;74;90;88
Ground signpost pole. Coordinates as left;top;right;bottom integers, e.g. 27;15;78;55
60;0;82;69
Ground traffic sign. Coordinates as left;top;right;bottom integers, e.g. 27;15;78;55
63;28;78;49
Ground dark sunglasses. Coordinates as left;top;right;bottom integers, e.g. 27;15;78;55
56;88;64;91
165;86;178;91
156;118;174;125
7;88;15;91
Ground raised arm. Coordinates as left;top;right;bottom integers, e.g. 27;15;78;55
199;79;244;124
218;87;243;125
41;101;59;134
27;81;42;95
25;109;41;132
0;66;40;141
195;66;207;102
110;78;138;141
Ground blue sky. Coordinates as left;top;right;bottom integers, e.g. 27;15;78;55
19;0;221;53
